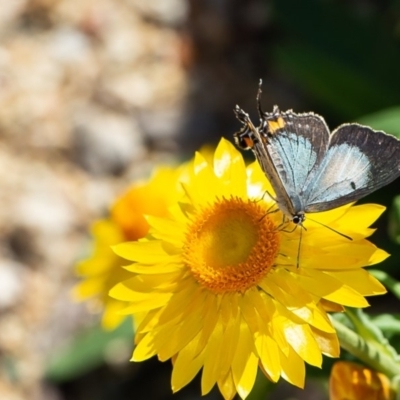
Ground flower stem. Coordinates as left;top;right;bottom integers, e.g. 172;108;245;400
332;318;400;380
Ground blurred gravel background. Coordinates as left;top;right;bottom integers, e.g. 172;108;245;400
0;1;188;399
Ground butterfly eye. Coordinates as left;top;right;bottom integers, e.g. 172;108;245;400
292;214;304;225
292;216;301;224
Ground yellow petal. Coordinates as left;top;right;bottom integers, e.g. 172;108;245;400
299;244;376;269
326;269;386;296
132;332;157;361
319;299;345;313
256;334;281;383
124;261;182;274
218;371;237;400
134;308;162;334
220;314;241;377
73;277;106;299
323;285;370;307
152;288;204;346
239;289;262;332
245;291;286;378
219;293;240;327
310;326;340;358
266;297;290;356
102;300;129;330
76;256;119;276
231;321;259;399
274;303;322;367
246;161;274;199
117;294;172;314
113;240;178;263
289;303;335;333
191;292;220;358
188;152;219;204
259;275;311;309
192;150;211;176
368;248;390;265
248;289;274;325
268;269;315;306
213;138;247;198
146;215;185;245
110;280;173;308
112;273;181;295
172;331;205;392
156;283;203;326
337;203;386;229
306;204;385;236
156;307;204;361
279;346;305;388
306;203;352;225
201;319;224;395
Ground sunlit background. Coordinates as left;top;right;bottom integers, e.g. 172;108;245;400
1;0;400;399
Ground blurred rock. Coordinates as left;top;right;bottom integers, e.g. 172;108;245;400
47;26;91;64
0;260;23;310
0;0;26;33
6;226;41;266
72;107;146;176
137;106;184;151
129;0;188;26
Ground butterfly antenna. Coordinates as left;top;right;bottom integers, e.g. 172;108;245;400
256;79;264;119
307;217;353;241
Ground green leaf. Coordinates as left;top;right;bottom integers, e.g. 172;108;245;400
372;314;400;338
272;0;400;118
388;195;400;244
358;107;400;139
370;269;400;300
45;318;134;382
274;44;392;118
345;308;399;361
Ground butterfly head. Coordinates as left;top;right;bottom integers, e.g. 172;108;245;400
291;212;305;226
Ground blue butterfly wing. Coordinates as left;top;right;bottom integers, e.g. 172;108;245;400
263;110;330;211
304;123;400;212
234;105;296;216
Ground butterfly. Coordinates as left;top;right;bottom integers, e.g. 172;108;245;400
234;85;400;228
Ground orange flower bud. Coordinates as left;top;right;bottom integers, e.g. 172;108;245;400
329;361;393;400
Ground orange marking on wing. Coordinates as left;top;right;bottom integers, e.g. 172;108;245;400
268;117;286;133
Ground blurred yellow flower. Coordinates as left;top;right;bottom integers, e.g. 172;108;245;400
329;361;393;400
74;166;186;329
110;138;388;399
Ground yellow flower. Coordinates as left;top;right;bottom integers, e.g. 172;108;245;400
329;361;394;400
74;167;186;329
110;138;387;399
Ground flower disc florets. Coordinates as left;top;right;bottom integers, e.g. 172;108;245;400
183;197;279;293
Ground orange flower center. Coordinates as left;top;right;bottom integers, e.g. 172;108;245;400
182;197;280;293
